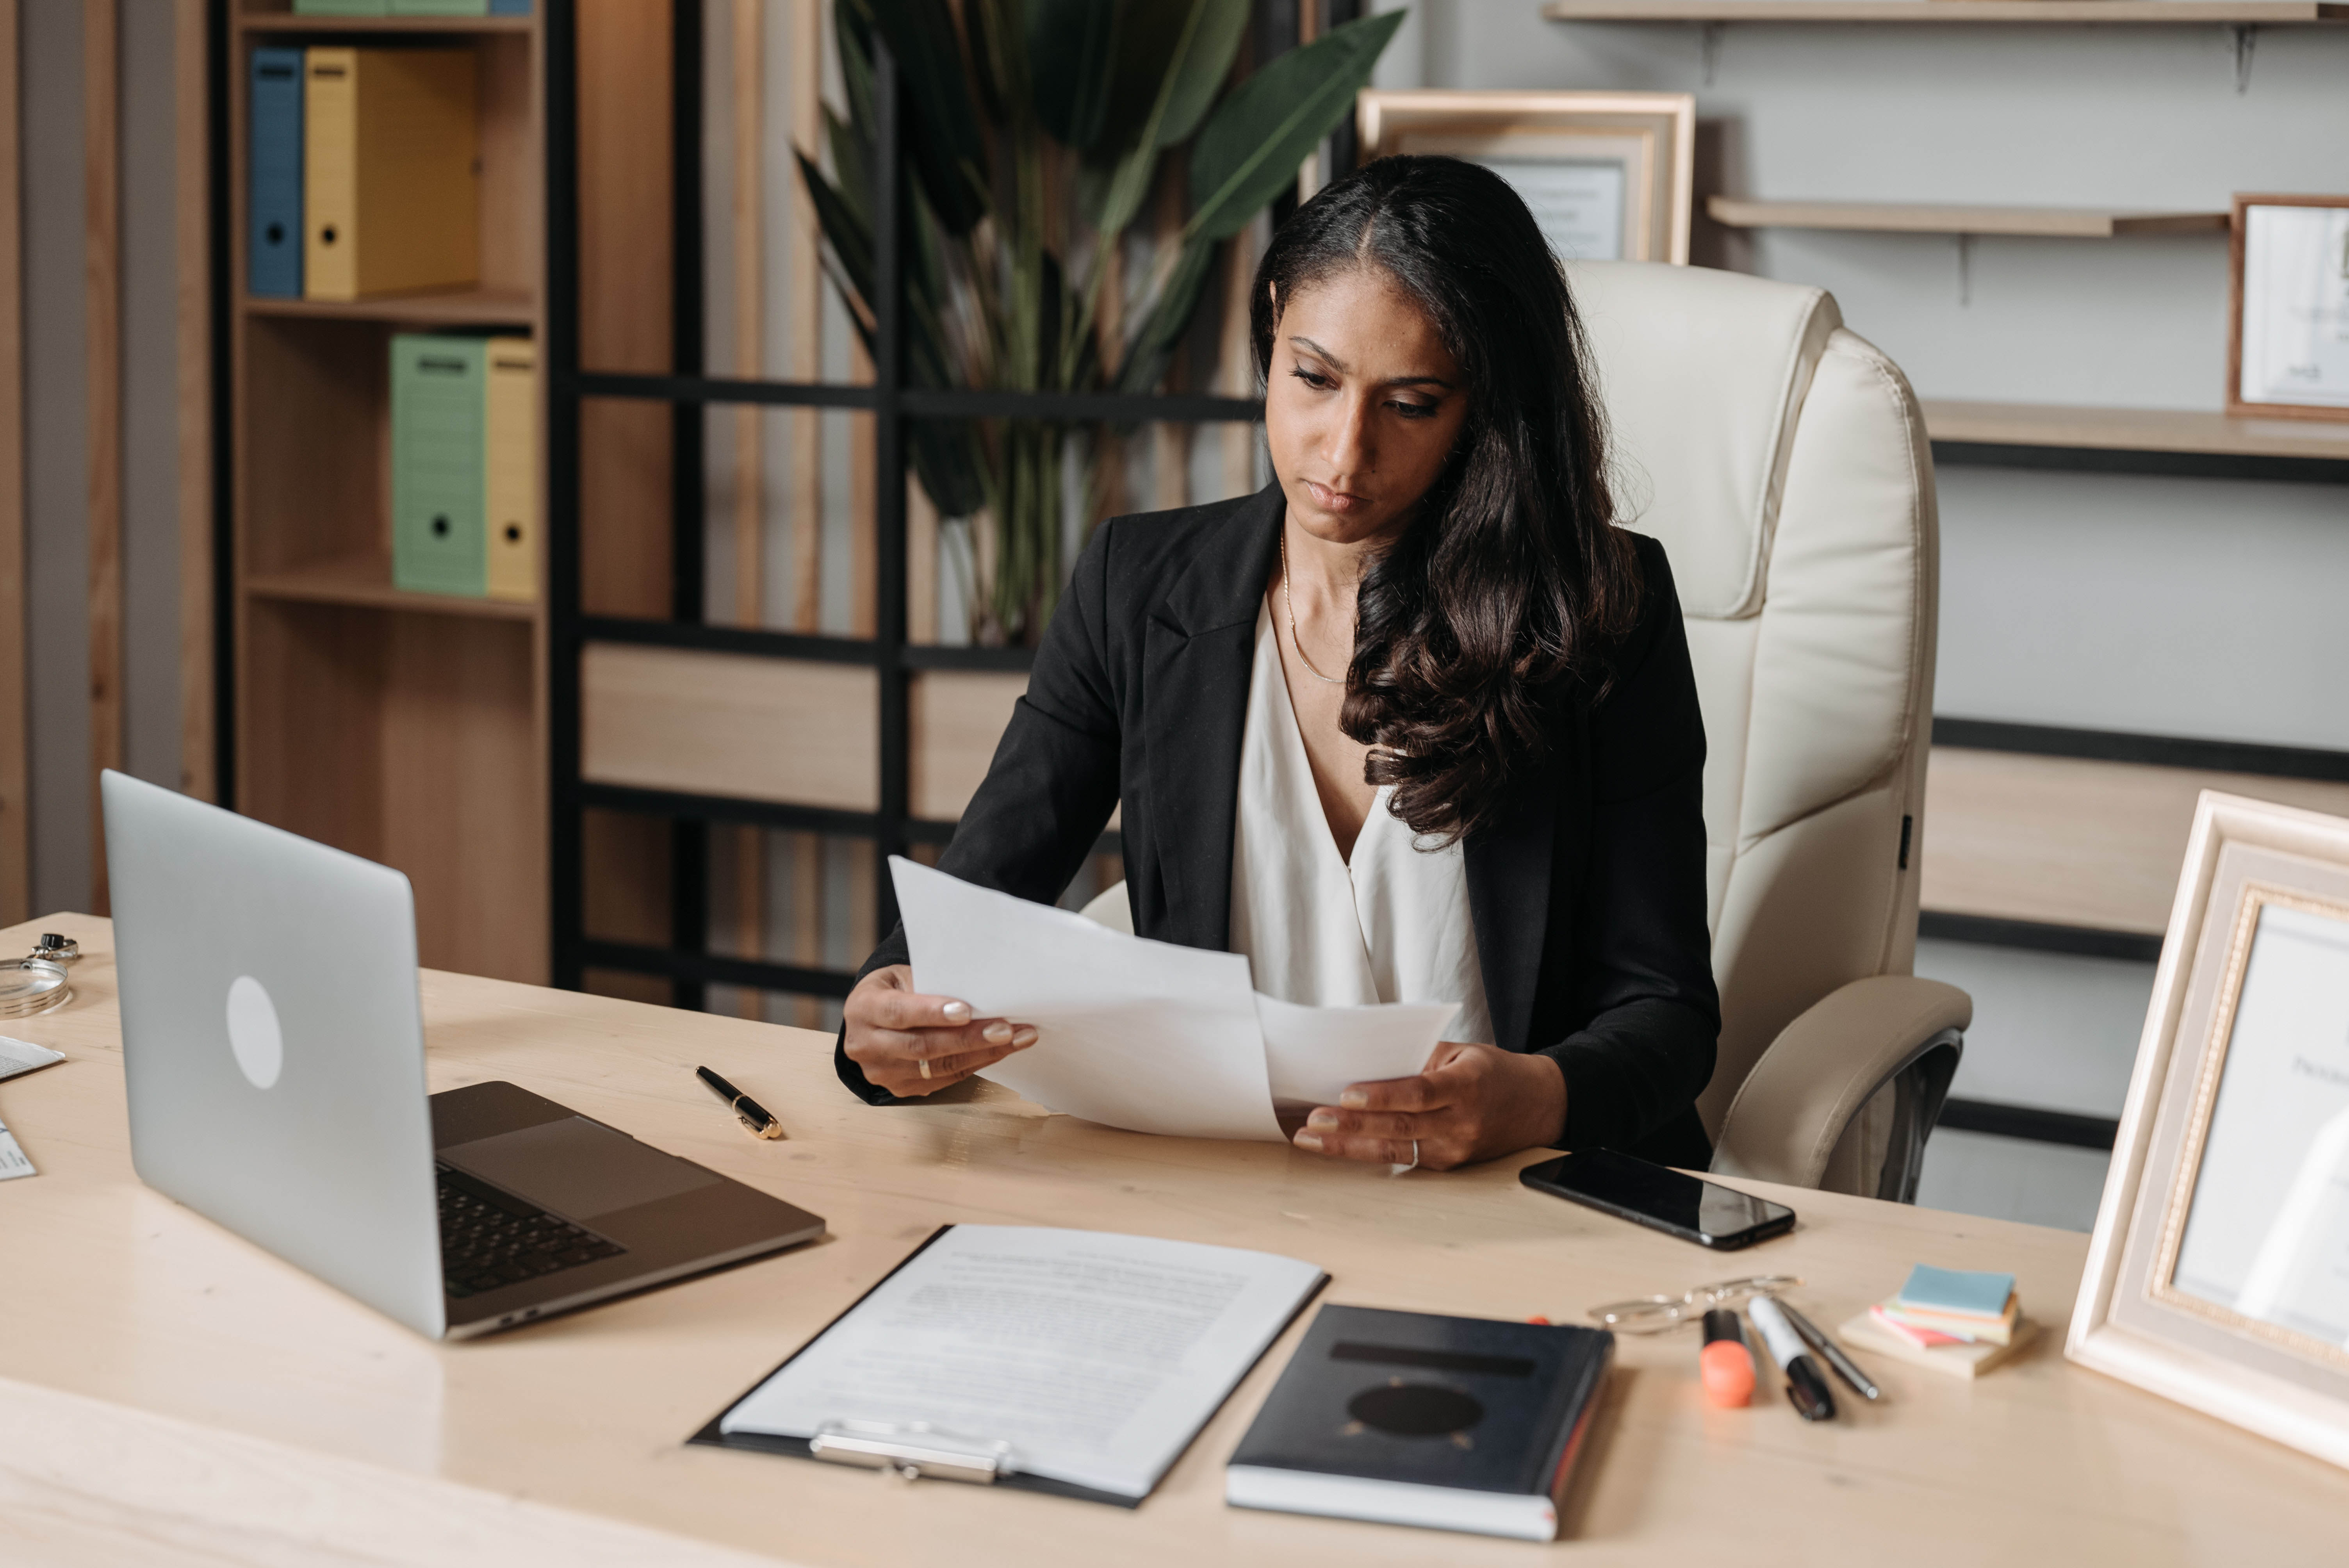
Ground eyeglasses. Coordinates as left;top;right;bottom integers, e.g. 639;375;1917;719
1587;1276;1803;1334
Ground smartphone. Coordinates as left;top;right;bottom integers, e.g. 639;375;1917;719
1520;1149;1796;1250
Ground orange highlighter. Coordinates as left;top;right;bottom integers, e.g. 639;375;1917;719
1700;1308;1756;1407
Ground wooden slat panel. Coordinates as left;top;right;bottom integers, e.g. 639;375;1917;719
0;0;24;924
787;0;822;642
581;643;878;810
908;670;1026;821
1922;748;2349;935
730;0;768;1013
173;0;210;804
85;0;121;912
577;1;671;618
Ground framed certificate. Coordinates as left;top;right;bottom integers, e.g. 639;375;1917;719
1355;91;1694;266
2069;792;2349;1470
2228;193;2349;423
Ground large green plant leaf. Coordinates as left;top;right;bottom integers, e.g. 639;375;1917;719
1186;8;1403;243
799;152;989;518
854;0;991;235
1150;0;1248;148
1090;0;1186;155
1082;0;1246;238
964;0;1013;125
1027;0;1119;150
797;150;876;315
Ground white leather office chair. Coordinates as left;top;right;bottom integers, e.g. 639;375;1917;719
1083;262;1969;1201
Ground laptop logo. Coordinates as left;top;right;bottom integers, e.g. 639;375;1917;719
225;976;284;1090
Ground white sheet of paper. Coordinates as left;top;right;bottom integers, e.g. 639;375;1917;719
0;1035;64;1083
1256;994;1455;1112
890;858;1283;1141
0;1119;33;1180
719;1225;1325;1499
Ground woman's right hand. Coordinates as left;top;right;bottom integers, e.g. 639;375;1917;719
842;964;1035;1096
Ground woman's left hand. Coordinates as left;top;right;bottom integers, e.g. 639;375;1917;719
1293;1042;1567;1171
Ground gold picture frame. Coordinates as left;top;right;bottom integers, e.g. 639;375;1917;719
2068;791;2349;1470
1355;90;1694;266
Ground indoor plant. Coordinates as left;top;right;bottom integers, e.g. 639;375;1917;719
802;0;1403;643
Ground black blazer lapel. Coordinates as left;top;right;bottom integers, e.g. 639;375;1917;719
1138;485;1283;951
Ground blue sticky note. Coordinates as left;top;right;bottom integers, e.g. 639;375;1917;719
1897;1264;2015;1317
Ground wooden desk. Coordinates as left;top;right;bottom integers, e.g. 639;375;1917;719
2;914;2339;1565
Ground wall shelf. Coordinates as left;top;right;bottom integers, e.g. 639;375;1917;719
242;287;537;326
1707;197;2228;237
246;556;541;622
1923;400;2349;482
1545;1;2349;23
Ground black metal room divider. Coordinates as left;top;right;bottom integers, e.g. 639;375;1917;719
544;2;1268;1009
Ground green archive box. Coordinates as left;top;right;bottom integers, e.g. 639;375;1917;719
391;333;488;598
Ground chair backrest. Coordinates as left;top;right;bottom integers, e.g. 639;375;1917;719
1564;262;1940;1140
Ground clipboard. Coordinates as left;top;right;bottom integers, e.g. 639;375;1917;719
688;1224;1328;1508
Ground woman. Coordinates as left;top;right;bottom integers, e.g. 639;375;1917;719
839;155;1718;1171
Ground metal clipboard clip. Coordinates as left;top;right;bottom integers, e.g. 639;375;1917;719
808;1420;1016;1485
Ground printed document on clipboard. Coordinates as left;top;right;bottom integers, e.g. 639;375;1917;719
694;1224;1327;1505
888;858;1456;1141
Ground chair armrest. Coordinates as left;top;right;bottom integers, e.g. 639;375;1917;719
1078;880;1133;933
1711;976;1972;1194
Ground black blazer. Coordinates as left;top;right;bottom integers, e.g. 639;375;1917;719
839;483;1721;1167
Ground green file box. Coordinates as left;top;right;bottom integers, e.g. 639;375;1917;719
390;334;488;598
292;1;391;15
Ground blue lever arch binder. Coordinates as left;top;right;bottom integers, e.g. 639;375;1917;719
248;46;304;299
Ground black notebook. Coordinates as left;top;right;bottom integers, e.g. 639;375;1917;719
1225;1304;1614;1540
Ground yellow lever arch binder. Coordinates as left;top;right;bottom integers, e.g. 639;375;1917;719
304;47;479;300
484;337;537;603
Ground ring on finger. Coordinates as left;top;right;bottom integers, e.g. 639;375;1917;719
919;1058;933;1081
1397;1138;1419;1173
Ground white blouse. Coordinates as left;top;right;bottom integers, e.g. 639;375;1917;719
1227;602;1495;1046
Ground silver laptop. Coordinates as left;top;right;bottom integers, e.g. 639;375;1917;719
102;770;825;1340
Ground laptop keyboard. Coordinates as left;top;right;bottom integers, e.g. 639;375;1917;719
437;1163;627;1299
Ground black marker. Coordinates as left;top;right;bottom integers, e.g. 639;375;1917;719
1779;1299;1882;1402
696;1065;784;1140
1749;1296;1836;1422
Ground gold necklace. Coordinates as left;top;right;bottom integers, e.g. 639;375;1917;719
1280;528;1346;686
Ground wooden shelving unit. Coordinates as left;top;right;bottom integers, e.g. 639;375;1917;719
245;555;542;620
237;12;534;36
226;4;553;984
1544;0;2349;22
1707;198;2228;237
242;287;536;326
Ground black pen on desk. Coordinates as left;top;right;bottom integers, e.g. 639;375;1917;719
1748;1296;1836;1422
1777;1300;1881;1402
697;1066;784;1140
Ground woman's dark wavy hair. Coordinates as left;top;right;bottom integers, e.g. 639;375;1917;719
1250;153;1641;845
